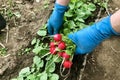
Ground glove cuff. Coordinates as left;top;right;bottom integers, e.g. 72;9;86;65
54;3;68;13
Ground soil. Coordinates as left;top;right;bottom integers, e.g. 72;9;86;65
82;36;120;80
0;0;54;80
0;0;120;80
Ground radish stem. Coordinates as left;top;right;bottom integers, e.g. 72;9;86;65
45;56;59;70
41;52;50;58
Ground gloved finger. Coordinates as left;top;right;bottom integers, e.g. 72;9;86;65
53;28;59;35
75;46;85;55
75;46;81;55
68;33;78;45
47;22;53;35
75;46;89;55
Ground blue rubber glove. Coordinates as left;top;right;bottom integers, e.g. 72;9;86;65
47;3;68;35
68;16;120;54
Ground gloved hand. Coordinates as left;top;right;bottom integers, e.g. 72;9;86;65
47;3;68;35
68;16;120;54
0;14;6;30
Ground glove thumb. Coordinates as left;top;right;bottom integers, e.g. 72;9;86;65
47;20;53;35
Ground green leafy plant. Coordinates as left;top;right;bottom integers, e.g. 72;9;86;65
61;0;96;35
12;0;107;80
12;34;75;80
43;0;50;9
0;48;7;56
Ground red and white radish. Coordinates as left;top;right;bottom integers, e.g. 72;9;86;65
50;47;57;54
63;60;72;69
62;52;70;59
50;42;55;48
58;41;66;50
53;34;62;42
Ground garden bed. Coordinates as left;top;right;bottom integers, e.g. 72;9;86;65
0;0;120;80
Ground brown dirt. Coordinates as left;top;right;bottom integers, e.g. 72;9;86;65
0;0;54;80
82;36;120;80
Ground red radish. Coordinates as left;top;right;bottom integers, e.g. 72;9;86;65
58;52;63;57
62;52;70;59
54;34;62;42
50;42;55;48
58;41;66;50
50;47;57;54
63;60;72;68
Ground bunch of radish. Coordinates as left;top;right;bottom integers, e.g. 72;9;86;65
49;34;73;69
